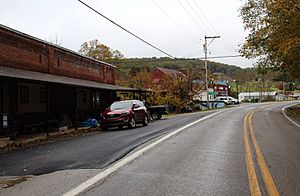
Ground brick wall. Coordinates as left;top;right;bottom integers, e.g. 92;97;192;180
0;26;116;84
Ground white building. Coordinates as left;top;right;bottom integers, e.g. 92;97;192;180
238;92;277;102
193;88;215;101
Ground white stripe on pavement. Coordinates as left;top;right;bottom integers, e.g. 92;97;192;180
63;110;223;196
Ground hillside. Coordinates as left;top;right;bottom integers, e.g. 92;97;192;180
113;57;255;81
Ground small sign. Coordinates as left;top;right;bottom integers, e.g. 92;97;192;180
209;92;217;95
3;113;8;128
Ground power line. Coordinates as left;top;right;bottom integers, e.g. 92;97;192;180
176;0;238;57
192;0;218;33
191;0;238;51
77;0;174;58
176;0;208;34
184;0;212;33
151;0;200;43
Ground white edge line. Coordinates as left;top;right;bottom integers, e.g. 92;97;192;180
63;110;223;196
282;102;300;128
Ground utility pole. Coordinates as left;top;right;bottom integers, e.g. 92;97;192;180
204;35;220;109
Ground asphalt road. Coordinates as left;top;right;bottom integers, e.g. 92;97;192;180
82;102;300;196
1;102;299;196
0;110;216;176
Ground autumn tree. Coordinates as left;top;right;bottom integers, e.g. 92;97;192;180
78;39;127;85
78;39;124;61
240;0;300;81
148;69;205;109
117;66;152;89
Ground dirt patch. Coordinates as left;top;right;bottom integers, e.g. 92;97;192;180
1;176;32;188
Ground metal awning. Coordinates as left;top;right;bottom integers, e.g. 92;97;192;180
0;66;141;91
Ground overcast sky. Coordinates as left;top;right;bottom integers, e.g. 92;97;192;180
0;0;256;68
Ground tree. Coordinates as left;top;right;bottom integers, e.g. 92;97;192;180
240;0;300;81
117;66;152;89
78;39;124;61
148;68;205;110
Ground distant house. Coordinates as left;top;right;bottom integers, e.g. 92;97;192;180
151;67;185;85
213;81;230;97
238;92;277;102
193;80;230;101
193;88;215;101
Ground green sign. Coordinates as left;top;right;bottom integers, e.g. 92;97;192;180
209;92;217;95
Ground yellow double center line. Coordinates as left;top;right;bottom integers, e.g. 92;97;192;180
244;110;280;196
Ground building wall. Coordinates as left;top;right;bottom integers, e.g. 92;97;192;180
77;88;92;110
151;69;165;84
213;84;229;96
0;26;116;84
193;89;215;101
18;82;46;114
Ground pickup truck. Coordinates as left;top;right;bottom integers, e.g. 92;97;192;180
146;105;169;120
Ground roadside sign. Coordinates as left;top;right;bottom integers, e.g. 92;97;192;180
209;92;217;95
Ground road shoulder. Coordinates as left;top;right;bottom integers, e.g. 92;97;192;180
282;103;300;128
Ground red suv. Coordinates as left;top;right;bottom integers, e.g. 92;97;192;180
100;100;149;130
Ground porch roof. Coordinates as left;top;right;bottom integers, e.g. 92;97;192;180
0;66;144;92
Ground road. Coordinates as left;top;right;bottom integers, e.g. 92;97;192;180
1;102;299;196
0;110;216;176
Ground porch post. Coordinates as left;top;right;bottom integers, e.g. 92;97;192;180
0;80;3;135
75;88;78;130
46;82;50;136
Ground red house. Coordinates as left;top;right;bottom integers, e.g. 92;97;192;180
151;67;185;86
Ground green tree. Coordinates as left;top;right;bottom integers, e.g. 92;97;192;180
240;0;300;81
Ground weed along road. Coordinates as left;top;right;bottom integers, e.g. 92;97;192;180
1;102;300;196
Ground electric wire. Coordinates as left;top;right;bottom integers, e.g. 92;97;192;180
184;0;212;33
191;0;238;51
78;0;243;66
176;0;208;34
177;0;234;55
78;0;174;58
151;0;200;43
192;0;218;33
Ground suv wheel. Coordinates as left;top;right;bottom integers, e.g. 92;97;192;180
151;112;162;120
128;118;136;128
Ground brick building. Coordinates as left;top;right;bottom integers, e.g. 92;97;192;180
213;81;230;96
0;25;136;137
